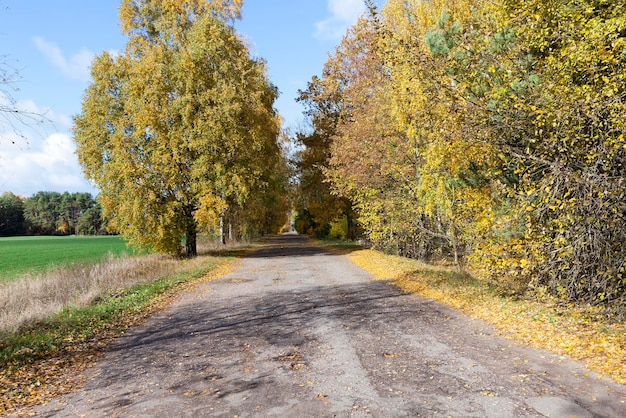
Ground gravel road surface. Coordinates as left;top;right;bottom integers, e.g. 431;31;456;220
29;234;626;417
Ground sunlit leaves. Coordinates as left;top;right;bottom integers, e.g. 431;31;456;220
302;0;626;307
490;0;626;304
119;0;243;40
75;0;284;256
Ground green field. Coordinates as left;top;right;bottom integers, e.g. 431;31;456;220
0;236;135;281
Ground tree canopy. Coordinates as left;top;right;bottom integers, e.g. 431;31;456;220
0;191;104;236
295;0;626;309
74;0;287;257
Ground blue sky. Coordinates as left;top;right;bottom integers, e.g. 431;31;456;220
0;0;380;197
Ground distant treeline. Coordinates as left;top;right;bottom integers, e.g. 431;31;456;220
0;191;109;236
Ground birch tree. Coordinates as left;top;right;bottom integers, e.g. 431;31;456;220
74;0;283;256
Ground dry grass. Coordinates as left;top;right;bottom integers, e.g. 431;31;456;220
0;237;244;335
0;254;182;334
0;236;309;335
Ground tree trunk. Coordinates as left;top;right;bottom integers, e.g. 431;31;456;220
346;211;355;240
185;217;197;258
449;223;464;273
219;215;226;245
185;228;197;258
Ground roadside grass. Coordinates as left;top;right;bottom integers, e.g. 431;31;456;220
0;235;134;282
1;253;173;332
344;248;626;385
0;247;238;414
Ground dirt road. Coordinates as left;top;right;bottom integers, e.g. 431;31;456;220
28;234;625;417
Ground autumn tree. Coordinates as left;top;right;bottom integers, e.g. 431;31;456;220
321;15;424;256
405;0;626;302
484;0;626;303
295;0;626;308
226;142;291;241
363;0;626;305
294;54;355;238
371;0;532;278
305;2;496;265
74;0;284;257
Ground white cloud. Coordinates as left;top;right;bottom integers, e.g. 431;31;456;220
315;0;367;41
0;131;92;195
0;96;96;196
0;92;72;141
33;37;94;82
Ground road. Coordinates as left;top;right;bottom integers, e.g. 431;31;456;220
29;234;626;417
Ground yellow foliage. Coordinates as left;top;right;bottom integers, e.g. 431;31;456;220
119;0;243;36
195;193;227;231
75;2;284;255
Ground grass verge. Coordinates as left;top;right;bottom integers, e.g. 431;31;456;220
0;254;236;414
345;248;625;385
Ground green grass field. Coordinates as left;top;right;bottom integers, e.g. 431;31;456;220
0;235;134;282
